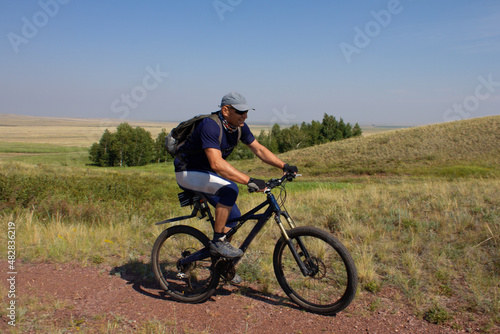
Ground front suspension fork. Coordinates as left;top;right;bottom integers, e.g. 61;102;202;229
281;211;297;229
274;213;312;277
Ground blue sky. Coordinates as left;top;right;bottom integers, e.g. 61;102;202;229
1;0;499;126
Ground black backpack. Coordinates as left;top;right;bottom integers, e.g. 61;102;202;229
165;112;241;157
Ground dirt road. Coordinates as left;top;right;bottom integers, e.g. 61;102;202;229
0;262;483;333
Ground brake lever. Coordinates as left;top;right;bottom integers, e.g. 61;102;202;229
285;173;302;181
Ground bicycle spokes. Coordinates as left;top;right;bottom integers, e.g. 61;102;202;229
274;227;357;314
152;226;218;303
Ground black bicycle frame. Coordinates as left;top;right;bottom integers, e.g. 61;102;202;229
176;193;279;267
175;191;314;277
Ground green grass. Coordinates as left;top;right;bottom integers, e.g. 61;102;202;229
0;141;90;166
424;165;499;178
0;142;87;154
0;162;179;225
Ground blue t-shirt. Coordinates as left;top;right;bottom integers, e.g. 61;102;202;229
174;116;255;172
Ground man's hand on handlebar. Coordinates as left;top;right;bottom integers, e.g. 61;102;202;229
248;164;298;193
247;177;267;193
283;163;298;181
283;163;298;175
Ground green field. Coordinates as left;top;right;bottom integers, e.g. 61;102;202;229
0;114;499;332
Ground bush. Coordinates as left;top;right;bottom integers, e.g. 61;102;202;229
89;123;156;167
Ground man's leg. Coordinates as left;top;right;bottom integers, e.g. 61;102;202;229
214;203;232;234
204;195;241;231
210;202;243;258
214;203;243;284
175;170;242;258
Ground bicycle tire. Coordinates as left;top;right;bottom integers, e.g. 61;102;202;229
273;226;358;314
151;225;220;303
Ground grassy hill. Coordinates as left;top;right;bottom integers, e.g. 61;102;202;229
1;114;498;178
236;115;500;178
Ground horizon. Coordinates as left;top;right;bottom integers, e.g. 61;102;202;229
1;1;499;127
1;111;466;128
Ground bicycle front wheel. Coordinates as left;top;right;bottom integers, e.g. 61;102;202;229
273;226;358;314
151;225;219;303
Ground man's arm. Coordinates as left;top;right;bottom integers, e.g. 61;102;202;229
246;139;285;169
205;148;251;184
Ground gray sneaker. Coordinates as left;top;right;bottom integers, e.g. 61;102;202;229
209;240;243;259
222;272;242;285
230;274;242;285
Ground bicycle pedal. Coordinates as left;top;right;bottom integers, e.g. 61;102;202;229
176;272;188;279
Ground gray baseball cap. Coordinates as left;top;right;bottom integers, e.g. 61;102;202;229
220;92;255;112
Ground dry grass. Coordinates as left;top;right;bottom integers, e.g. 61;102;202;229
234;116;500;177
0;113;275;148
267;179;500;324
0;113;178;147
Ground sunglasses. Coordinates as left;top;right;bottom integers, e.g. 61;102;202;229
229;106;248;115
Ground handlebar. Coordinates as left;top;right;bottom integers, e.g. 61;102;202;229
247;172;301;193
265;172;301;192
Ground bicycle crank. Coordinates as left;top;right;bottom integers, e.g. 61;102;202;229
216;258;236;281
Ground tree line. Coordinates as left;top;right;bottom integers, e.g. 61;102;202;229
89;114;362;166
227;114;362;161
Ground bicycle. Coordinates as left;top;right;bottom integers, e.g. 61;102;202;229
151;173;358;314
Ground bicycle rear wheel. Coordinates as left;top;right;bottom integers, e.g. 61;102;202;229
273;226;358;314
151;225;219;303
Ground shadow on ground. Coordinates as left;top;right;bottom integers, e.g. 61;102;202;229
110;259;300;311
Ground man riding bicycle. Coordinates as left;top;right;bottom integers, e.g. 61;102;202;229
174;92;298;262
